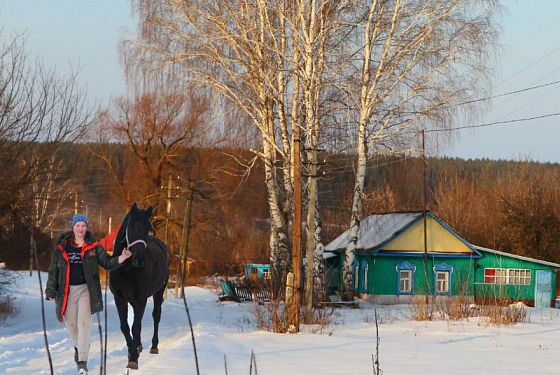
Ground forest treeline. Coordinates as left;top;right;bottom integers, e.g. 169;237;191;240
3;140;560;276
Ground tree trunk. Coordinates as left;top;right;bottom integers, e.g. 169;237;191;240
341;120;367;301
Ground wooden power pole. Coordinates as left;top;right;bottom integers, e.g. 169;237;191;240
288;133;302;332
164;174;172;246
177;180;196;299
422;130;430;303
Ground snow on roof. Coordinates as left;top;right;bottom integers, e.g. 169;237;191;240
324;212;422;252
472;245;560;268
323;251;337;259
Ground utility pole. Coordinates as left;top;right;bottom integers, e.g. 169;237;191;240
422;130;430;304
164;174;172;246
287;133;302;332
29;201;35;276
177;180;196;299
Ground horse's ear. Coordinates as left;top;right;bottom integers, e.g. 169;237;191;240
131;202;138;215
145;206;153;217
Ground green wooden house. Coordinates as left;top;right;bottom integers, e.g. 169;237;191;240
324;211;559;307
473;246;558;307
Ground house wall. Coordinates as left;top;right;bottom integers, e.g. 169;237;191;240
355;255;476;298
474;251;558;304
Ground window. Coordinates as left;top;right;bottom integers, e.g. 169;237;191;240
484;268;531;285
436;271;449;294
352;260;360;292
363;262;369;292
399;270;412;294
396;262;415;295
262;270;271;280
250;268;258;275
433;263;453;295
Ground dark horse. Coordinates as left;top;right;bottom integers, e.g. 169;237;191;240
110;203;168;370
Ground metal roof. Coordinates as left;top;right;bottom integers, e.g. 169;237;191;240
473;245;560;268
324;212;422;252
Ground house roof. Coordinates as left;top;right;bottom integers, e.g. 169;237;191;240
324;211;480;258
324;212;422;252
473;245;560;268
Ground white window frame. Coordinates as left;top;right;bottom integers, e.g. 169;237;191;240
363;263;368;292
484;268;531;285
399;270;412;294
436;271;449;294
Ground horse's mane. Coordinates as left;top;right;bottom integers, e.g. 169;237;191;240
112;212;129;257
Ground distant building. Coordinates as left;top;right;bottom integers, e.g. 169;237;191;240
245;264;271;281
324;211;559;307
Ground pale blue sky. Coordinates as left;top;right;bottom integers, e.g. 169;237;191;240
1;1;559;162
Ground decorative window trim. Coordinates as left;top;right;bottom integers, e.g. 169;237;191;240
396;261;416;296
433;263;453;296
484;268;531;285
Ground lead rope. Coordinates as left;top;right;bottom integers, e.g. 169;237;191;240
33;239;54;374
103;272;108;375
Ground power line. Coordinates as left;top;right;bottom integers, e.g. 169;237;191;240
426;111;560;133
457;79;560;107
394;79;560;115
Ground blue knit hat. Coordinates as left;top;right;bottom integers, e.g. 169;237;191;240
71;214;88;229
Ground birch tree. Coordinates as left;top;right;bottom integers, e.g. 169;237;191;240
339;0;500;299
126;0;295;289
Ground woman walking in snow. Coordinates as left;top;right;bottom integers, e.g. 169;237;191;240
46;214;131;374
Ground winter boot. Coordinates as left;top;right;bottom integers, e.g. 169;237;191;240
74;347;78;365
77;360;88;374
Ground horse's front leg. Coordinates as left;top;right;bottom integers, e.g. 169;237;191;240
114;297;132;348
127;299;147;369
150;285;166;354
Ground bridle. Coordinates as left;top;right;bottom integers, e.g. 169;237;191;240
125;224;147;250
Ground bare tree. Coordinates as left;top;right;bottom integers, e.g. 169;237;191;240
125;0;296;289
90;87;211;226
0;33;94;236
125;0;353;296
338;0;500;300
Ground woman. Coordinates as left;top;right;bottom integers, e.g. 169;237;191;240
46;214;131;375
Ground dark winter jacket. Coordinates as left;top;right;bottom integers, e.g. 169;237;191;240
45;231;122;322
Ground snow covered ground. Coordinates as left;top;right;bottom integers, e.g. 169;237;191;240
1;270;560;374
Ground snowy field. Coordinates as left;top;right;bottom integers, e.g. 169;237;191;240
1;270;560;374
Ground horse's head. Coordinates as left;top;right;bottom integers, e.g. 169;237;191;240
126;202;153;268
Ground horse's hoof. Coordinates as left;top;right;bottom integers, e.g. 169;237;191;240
137;344;143;353
127;361;139;370
150;348;159;354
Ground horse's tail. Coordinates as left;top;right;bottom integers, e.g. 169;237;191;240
147;236;168;261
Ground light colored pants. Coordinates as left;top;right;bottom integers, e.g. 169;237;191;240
64;284;93;362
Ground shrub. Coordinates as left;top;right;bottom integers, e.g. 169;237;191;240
250;293;286;333
409;296;437;321
479;301;528;326
0;270;21;324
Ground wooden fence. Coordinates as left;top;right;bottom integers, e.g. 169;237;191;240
220;280;271;303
